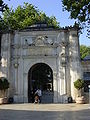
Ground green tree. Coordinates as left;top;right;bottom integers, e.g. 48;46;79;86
1;3;59;30
62;0;90;38
0;0;7;13
0;0;8;30
80;45;90;59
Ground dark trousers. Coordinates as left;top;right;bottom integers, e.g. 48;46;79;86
39;96;42;103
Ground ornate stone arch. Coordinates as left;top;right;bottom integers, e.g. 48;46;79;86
24;61;55;74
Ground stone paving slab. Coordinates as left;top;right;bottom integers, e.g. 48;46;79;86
0;104;90;120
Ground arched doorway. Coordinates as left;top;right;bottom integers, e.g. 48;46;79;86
28;63;53;103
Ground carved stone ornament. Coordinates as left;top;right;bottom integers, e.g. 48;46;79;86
34;36;47;46
23;36;55;46
24;37;33;45
14;63;19;68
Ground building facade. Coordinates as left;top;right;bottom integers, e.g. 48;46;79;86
82;56;90;92
81;56;90;103
0;24;82;103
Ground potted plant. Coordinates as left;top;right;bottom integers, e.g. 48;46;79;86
74;78;85;104
0;77;9;104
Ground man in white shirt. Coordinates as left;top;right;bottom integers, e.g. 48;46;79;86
35;88;42;103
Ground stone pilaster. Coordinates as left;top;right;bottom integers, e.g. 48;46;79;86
69;28;83;100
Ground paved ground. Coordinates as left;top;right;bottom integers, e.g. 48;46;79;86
0;103;90;120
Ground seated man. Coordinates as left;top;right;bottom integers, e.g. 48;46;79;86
35;88;42;103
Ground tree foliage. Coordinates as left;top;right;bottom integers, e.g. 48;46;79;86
80;45;90;59
62;0;90;38
0;0;7;13
0;3;59;30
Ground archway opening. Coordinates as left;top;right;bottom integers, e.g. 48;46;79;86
28;63;53;103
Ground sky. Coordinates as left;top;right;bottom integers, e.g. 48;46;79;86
3;0;90;46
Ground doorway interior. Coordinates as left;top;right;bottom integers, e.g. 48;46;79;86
28;63;53;103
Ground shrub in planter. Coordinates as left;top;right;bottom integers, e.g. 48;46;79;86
74;79;85;103
74;79;84;91
0;77;9;104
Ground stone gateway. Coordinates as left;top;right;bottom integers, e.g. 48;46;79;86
0;24;82;103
